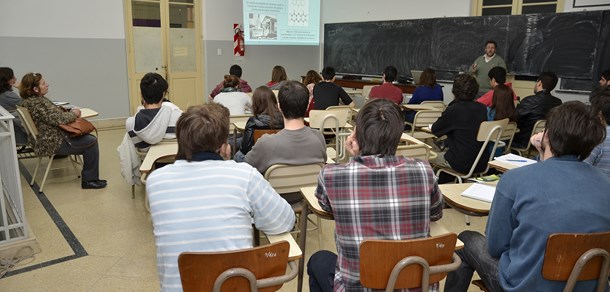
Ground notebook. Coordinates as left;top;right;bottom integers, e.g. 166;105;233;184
410;70;423;85
461;183;496;203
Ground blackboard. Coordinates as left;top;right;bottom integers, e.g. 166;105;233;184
324;11;610;90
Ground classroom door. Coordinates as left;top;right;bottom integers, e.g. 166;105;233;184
124;0;203;114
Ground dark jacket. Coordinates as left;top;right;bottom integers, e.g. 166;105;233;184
513;91;562;148
240;112;284;155
432;100;489;174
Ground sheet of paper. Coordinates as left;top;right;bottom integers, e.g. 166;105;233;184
494;153;537;167
461;183;496;203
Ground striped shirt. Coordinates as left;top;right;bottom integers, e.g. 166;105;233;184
146;160;295;291
316;155;444;292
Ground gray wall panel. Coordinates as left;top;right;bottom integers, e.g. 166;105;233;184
204;40;320;100
0;37;130;119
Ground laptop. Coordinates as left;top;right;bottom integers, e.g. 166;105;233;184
410;70;423;85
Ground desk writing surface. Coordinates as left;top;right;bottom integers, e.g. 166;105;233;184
79;108;98;118
402;104;436;111
139;142;178;174
233;121;247;132
266;232;302;260
300;186;463;249
439;183;493;216
488;160;517;173
400;133;432;149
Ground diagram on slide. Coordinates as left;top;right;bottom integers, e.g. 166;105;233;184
249;13;278;39
288;0;309;27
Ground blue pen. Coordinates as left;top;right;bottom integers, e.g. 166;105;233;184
507;159;527;162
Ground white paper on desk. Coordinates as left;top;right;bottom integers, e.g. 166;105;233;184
461;183;496;203
494;153;537;167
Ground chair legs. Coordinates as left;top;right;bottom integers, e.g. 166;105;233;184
31;154;82;193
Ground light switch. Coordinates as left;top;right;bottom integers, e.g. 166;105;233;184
217;49;222;55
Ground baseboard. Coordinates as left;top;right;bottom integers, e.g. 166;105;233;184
91;117;126;131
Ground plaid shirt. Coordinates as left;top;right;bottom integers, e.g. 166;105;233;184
316;155;443;292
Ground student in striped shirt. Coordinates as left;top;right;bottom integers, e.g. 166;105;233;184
146;103;295;291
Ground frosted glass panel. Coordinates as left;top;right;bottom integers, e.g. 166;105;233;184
170;28;196;72
134;27;163;73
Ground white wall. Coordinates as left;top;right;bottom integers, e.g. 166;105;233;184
0;0;125;39
322;0;471;23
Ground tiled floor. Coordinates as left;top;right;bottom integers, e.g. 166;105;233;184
0;128;487;291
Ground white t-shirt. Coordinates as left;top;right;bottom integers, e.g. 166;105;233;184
213;91;252;115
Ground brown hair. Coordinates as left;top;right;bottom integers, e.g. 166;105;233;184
0;67;15;94
355;98;404;156
223;74;240;89
271;65;287;83
452;74;479;101
175;104;230;161
19;72;43;98
545;101;605;160
491;84;516;122
303;70;322;85
419;68;437;88
252;86;281;128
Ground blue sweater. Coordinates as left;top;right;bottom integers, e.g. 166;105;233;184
408;84;443;104
487;155;610;292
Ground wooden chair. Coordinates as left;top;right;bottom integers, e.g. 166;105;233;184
178;241;297;292
498;122;518;155
327;105;355;123
405;110;443;141
511;119;545;157
396;143;430;161
421;101;447;111
542;231;610;292
253;129;281;144
435;119;508;183
16;106;82;193
359;233;461;292
309;108;351;161
264;163;325;247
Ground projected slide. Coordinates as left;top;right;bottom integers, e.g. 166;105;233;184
243;0;320;45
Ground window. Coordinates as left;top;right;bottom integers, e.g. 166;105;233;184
472;0;564;15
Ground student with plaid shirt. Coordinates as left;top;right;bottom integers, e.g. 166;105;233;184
307;99;444;292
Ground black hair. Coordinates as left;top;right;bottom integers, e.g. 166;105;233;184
537;72;558;92
321;67;336;80
383;66;398;82
0;67;15;94
452;74;479;101
278;80;309;119
355;99;404;156
140;73;168;104
229;64;242;78
488;66;507;84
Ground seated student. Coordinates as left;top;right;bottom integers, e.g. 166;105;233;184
307;99;443;291
406;67;444;123
487;83;516;122
245;80;326;174
476;66;517;107
233;86;284;162
265;65;288;90
212;74;252;115
445;101;610;292
146;103;295;292
209;64;252;99
125;73;182;151
599;68;609;87
368;65;403;104
431;74;489;183
119;73;182;185
313;66;355;110
0;67;27;145
584;86;610;178
303;69;322;116
512;72;562;148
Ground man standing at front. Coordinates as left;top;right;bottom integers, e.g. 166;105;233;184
146;103;295;291
471;40;507;95
307;99;444;291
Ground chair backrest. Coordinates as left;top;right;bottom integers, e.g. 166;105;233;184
15;106;38;141
362;85;375;100
420;101;446;111
542;231;610;292
272;90;279;97
308;108;350;129
463;118;508;177
410;110;442;134
499;122;518;154
178;241;290;292
396;144;430;161
326;105;354;123
264;163;324;194
253;129;281;144
359;233;460;290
